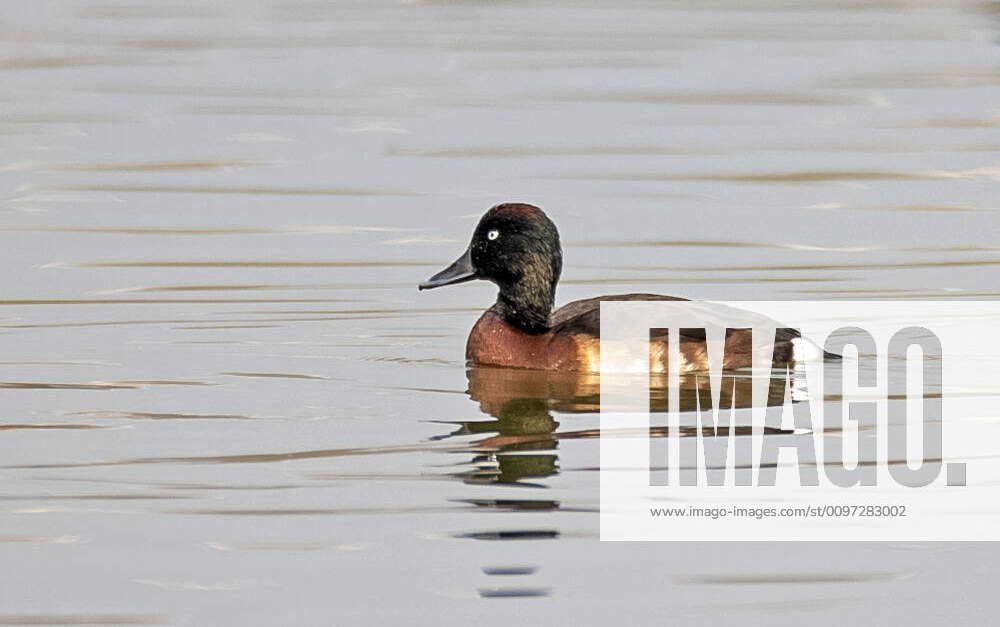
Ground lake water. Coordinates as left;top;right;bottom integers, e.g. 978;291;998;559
2;0;999;624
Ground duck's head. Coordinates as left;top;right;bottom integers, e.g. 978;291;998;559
419;203;562;333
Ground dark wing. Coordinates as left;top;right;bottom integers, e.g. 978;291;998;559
549;293;688;339
549;293;801;345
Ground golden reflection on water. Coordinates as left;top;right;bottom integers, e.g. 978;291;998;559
52;160;259;172
446;366;792;486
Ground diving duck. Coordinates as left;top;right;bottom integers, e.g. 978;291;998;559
419;203;802;372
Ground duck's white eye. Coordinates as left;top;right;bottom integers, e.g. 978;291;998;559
487;229;499;241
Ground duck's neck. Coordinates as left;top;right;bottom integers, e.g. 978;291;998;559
496;281;554;335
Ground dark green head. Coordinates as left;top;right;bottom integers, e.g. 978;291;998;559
419;203;562;333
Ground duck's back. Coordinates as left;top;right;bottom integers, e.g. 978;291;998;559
549;293;687;336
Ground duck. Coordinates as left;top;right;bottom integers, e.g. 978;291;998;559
419;203;803;372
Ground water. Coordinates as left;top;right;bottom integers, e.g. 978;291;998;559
1;0;999;623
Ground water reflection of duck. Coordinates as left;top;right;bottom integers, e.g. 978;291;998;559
419;203;805;372
442;366;790;486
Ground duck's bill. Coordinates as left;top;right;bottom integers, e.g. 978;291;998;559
418;248;478;290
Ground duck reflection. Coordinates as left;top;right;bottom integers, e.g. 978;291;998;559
438;366;792;486
438;367;594;486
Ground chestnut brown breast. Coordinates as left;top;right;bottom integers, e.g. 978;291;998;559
466;309;591;371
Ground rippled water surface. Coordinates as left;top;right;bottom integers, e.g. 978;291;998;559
2;0;999;624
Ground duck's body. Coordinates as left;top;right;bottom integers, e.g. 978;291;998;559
420;203;801;373
467;294;678;372
466;295;797;373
